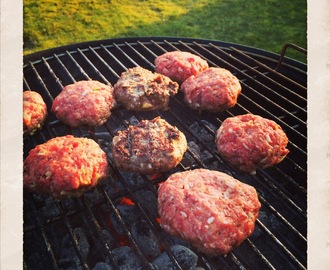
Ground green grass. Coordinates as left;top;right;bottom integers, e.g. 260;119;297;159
24;0;307;62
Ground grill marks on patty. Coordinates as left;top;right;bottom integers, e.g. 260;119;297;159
112;117;188;175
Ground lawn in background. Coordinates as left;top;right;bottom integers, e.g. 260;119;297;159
23;0;307;62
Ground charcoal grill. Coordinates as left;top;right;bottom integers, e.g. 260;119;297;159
23;37;307;270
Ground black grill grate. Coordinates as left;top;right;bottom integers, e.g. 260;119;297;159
23;37;307;270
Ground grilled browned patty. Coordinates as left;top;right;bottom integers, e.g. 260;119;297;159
158;169;261;255
23;135;109;199
216;114;289;174
23;90;47;135
114;66;179;111
154;51;209;83
112;117;187;175
51;80;116;127
181;67;242;112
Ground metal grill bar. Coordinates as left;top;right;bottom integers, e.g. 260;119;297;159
23;38;307;270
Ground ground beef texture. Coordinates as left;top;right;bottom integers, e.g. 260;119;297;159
154;51;209;83
51;80;116;127
216;114;289;174
114;66;178;111
23;135;109;199
181;67;241;112
158;169;261;255
23;90;47;135
112;117;187;174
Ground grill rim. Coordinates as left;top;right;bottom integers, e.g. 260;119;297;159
23;37;307;270
23;36;307;70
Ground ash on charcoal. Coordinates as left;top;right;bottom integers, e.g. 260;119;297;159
61;197;82;212
93;262;113;270
110;204;142;234
84;186;104;203
117;172;146;190
112;246;142;269
137;262;159;270
189;121;216;146
59;227;90;269
152;245;198;270
100;229;116;249
159;232;192;249
135;190;158;217
131;220;161;259
42;197;60;218
182;141;213;167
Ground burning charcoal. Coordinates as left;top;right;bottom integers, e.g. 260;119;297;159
117;172;146;189
93;262;113;270
100;229;116;249
58;227;90;269
73;227;90;259
131;220;161;259
110;205;141;234
137;263;159;270
189;121;216;146
160;232;192;249
42;197;60;218
112;246;142;269
182;141;201;167
135;190;158;217
84;186;103;203
152;245;198;270
61;197;81;212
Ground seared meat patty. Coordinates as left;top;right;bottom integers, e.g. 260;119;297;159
154;51;209;83
112;117;187;175
216;114;289;174
51;80;116;127
114;66;179;111
23;135;109;199
158;168;261;255
181;67;242;112
23;90;47;135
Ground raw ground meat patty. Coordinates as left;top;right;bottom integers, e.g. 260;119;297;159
114;66;179;111
158;169;261;255
154;51;209;83
51;80;116;127
112;117;187;175
181;67;242;112
23;135;109;199
23;90;47;135
216;114;289;174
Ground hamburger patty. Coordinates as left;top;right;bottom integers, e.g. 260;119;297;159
51;80;116;127
114;66;179;111
23;135;109;199
158;169;261;255
112;117;187;175
23;90;47;135
181;67;242;112
154;51;209;83
216;114;289;174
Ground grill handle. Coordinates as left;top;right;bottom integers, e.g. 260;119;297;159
276;43;307;69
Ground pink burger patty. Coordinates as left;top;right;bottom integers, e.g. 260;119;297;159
51;80;116;127
216;114;289;174
23;135;109;199
158;169;261;255
181;67;242;112
23;90;47;135
154;51;209;83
